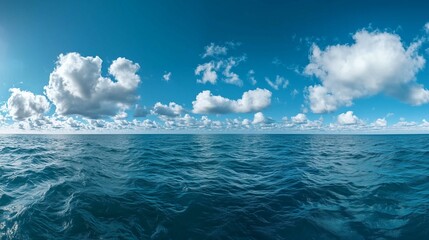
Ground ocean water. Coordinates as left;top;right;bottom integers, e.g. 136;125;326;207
0;134;428;239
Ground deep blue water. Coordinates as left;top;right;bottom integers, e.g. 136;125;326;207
0;134;428;239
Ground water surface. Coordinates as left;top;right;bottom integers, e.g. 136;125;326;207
0;134;428;239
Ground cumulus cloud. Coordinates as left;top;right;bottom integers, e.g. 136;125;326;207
337;111;360;125
305;29;427;113
373;118;387;127
265;75;289;90
252;112;265;124
44;52;141;119
252;112;274;124
7;88;50;121
425;23;429;33
152;102;184;117
163;72;171;81
192;88;272;114
242;118;251;126
291;113;307;124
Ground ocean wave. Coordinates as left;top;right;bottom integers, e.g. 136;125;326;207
0;134;428;239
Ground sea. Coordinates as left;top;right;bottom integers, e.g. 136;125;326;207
0;134;428;239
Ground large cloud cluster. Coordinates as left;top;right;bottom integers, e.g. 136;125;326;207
44;52;141;118
305;30;427;113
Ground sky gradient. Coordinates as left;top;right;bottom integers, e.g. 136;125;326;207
1;0;429;133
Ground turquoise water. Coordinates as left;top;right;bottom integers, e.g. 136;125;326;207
0;134;428;239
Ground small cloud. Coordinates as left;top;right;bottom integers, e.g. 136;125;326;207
291;113;307;124
252;112;274;125
242;118;251;126
291;89;299;98
222;56;246;86
163;72;171;81
196;42;246;86
337;111;360;125
393;119;417;128
225;41;241;48
425;22;429;33
113;111;127;120
265;75;289;90
252;112;265;124
152;102;184;118
195;62;218;84
202;43;227;58
373;118;387;127
247;69;257;85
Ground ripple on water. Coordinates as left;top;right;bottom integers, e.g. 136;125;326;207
0;134;428;239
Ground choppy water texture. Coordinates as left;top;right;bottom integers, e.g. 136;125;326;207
0;134;428;239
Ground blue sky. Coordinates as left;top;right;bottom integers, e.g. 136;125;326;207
1;0;429;133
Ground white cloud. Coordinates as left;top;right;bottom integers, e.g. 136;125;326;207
192;88;272;114
265;75;289;90
196;42;245;86
337;111;360;125
305;29;427;113
195;57;245;86
291;113;307;124
252;112;274;125
252;112;265;124
44;52;141;119
222;57;245;86
163;113;197;129
242;118;251;126
2;109;429;133
425;22;429;33
7;88;50;121
392;119;417;128
203;43;227;58
225;41;241;48
373;118;387;127
248;69;257;85
113;111;127;120
163;72;171;81
195;62;218;84
152;102;184;117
